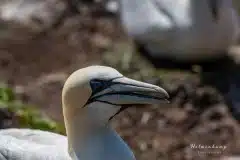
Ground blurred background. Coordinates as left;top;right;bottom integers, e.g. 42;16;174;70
0;0;240;160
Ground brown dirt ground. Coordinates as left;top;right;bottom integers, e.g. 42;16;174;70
0;5;239;160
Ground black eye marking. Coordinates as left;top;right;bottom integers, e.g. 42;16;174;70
90;80;106;94
84;76;124;107
90;76;124;94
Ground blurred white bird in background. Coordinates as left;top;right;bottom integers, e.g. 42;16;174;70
0;66;169;160
118;0;240;68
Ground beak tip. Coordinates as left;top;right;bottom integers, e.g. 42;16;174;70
158;87;170;100
165;91;170;99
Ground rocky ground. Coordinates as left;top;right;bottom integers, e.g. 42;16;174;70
0;1;240;160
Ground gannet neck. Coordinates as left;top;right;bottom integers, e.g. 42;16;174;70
70;125;135;160
63;102;135;160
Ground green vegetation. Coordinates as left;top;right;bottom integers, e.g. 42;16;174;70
0;84;65;134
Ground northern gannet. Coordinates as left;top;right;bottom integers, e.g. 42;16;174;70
119;0;239;66
0;66;169;160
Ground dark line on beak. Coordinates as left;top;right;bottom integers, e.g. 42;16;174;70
91;91;166;102
93;100;120;106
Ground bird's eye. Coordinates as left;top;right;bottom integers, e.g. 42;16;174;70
90;80;107;93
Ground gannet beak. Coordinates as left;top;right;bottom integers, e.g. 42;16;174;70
88;77;169;106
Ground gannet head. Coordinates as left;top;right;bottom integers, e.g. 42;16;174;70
62;65;169;125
